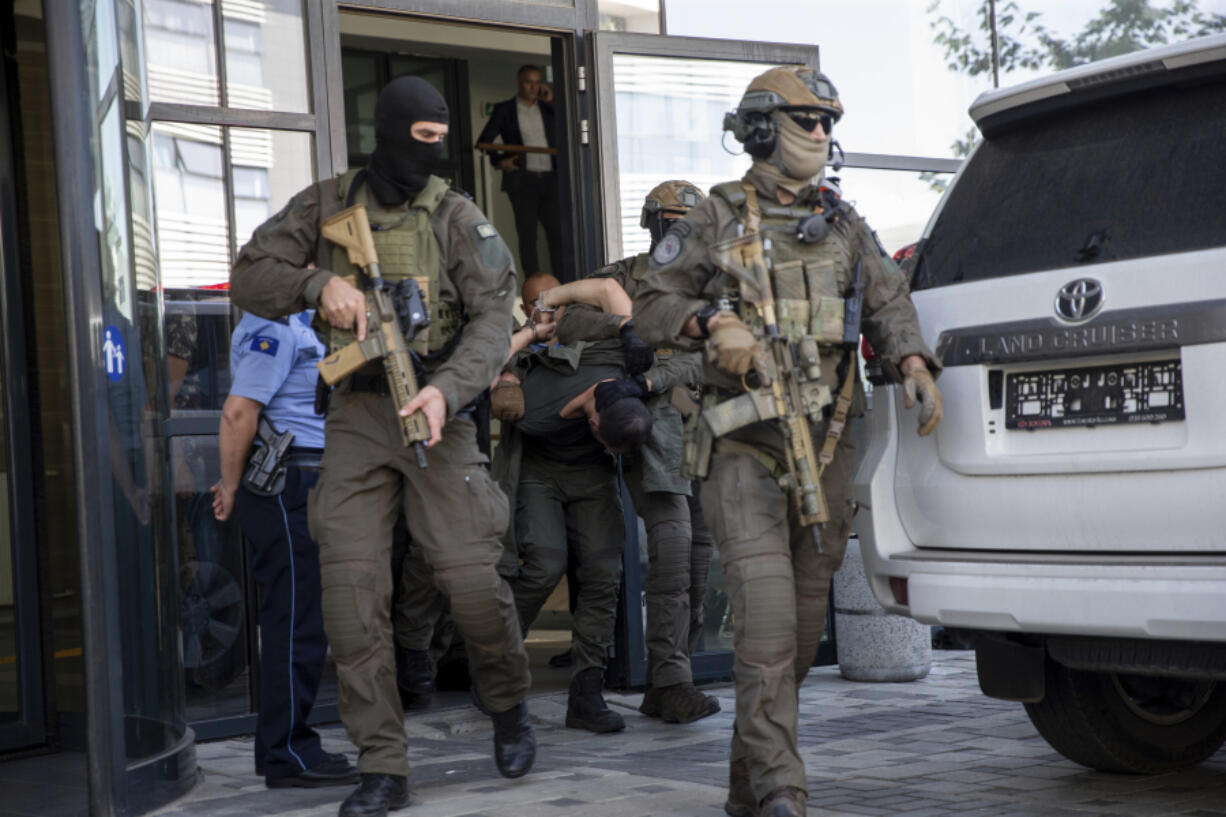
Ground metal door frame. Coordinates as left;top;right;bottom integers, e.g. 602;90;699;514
588;31;821;263
0;7;48;754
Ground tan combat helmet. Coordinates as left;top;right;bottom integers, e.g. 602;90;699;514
640;180;705;228
743;66;842;121
724;66;843;157
642;180;705;249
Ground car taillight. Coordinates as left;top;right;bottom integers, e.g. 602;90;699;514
888;576;909;606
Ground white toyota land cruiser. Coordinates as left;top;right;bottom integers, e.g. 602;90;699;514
854;34;1226;774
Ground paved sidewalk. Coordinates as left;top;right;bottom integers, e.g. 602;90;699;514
155;652;1226;817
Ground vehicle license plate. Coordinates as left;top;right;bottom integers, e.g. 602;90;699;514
1005;359;1184;430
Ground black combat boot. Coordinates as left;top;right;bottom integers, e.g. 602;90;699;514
757;786;805;817
337;773;410;817
395;646;433;711
471;685;537;778
565;667;626;733
659;681;721;724
490;701;537;778
638;685;662;717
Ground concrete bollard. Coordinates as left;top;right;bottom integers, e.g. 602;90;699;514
833;537;931;682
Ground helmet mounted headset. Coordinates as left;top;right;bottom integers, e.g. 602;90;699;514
722;66;844;163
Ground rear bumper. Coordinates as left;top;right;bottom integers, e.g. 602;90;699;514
853;390;1226;644
877;553;1226;643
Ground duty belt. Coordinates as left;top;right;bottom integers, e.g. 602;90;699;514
284;447;324;470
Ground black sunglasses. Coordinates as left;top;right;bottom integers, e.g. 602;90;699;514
784;109;833;135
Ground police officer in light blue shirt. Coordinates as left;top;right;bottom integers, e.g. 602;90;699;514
212;310;358;788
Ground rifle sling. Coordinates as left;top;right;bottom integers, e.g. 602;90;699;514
818;353;857;476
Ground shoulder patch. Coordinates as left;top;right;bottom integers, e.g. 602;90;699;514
249;335;280;356
651;230;685;266
470;222;512;269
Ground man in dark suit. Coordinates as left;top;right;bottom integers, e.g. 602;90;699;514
477;64;563;278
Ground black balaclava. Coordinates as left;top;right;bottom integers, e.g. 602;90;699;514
366;76;450;205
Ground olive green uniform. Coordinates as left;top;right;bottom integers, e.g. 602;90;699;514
556;255;712;689
393;540;449;657
230;172;529;777
634;168;939;801
493;341;626;675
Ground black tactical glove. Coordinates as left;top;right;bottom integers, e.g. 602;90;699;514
619;320;655;376
594;374;649;413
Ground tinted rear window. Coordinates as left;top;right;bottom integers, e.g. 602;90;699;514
912;77;1226;290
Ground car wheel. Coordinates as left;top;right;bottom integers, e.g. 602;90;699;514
1024;655;1226;773
179;559;247;690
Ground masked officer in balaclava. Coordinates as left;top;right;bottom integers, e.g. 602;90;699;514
552;181;721;725
634;67;943;817
231;75;535;817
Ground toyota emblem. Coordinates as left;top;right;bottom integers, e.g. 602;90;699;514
1054;278;1104;322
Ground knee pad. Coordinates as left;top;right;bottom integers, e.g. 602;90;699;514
725;552;797;668
320;564;383;661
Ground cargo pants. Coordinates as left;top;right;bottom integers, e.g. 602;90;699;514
623;457;694;688
392;539;448;654
699;429;856;801
686;484;716;656
309;392;530;776
510;450;624;674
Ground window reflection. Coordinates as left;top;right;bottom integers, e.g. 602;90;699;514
152;124;313;411
143;0;220;106
98;95;183;768
224;1;311;113
91;0;120;101
172;434;251;719
609;55;763;258
151;123;229;288
229;128;314;252
166;293;232;414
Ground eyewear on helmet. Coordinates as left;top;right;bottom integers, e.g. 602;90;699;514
783;107;833;135
643;189;702;215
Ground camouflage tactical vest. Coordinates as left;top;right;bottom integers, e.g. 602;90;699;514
676;177;858;478
708;180;852;350
323;169;462;357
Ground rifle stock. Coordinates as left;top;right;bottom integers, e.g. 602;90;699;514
321;204;378;271
317;204;431;467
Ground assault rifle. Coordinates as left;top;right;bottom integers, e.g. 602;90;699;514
316;204;432;469
711;207;830;552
